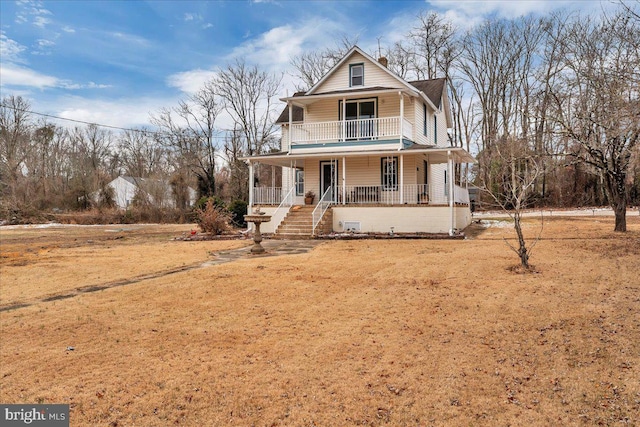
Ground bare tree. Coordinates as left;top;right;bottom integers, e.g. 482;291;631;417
290;36;358;91
409;11;458;80
66;124;113;209
550;11;640;231
480;137;543;269
151;80;221;198
119;128;166;178
216;59;281;156
0;96;33;207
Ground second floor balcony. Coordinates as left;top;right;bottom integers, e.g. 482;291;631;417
289;116;413;149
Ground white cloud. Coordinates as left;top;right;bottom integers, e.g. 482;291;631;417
36;38;55;48
14;0;54;28
184;13;202;22
0;32;27;63
59;81;113;90
62;26;75;33
227;18;343;71
166;69;218;94
52;96;175;129
0;61;112;91
0;62;58;88
202;23;213;29
32;15;51;27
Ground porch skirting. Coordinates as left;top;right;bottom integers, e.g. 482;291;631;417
331;205;471;234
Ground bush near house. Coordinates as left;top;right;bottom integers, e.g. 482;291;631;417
194;199;232;235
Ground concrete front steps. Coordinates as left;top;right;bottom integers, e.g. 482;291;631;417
273;205;332;239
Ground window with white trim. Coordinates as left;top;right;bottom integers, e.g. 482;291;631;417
433;115;438;144
381;157;398;190
295;170;304;196
423;103;427;136
350;63;364;87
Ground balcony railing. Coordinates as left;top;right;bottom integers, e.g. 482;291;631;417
290;117;412;145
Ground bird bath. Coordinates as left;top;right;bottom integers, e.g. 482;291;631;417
244;208;272;254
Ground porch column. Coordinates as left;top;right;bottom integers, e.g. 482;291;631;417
290;160;295;202
288;101;292;150
248;160;254;231
400;154;404;204
448;151;455;236
342;156;346;205
399;92;404;149
341;97;346;142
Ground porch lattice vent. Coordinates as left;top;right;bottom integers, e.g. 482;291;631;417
344;221;361;232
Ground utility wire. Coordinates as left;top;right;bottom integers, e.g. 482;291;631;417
0;102;231;140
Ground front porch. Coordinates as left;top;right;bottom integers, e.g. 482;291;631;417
253;183;470;206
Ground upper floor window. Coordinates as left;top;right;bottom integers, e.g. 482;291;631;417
433;115;438;144
350;64;364;87
423;103;427;136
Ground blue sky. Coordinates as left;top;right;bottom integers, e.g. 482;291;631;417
0;0;612;131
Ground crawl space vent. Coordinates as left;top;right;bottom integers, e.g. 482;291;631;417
344;221;361;232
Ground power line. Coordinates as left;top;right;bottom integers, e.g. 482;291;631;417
0;102;232;140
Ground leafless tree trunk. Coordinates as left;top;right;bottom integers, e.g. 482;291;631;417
0;96;33;208
216;59;281;157
151;80;221;198
550;11;640;231
480;137;543;269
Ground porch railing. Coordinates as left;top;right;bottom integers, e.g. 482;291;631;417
251;184;470;208
312;186;333;236
339;184;431;205
291;117;412;145
253;187;282;205
269;185;295;233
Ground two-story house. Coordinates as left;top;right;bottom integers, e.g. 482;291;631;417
244;46;474;237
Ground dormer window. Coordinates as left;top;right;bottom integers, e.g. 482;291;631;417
350;63;364;87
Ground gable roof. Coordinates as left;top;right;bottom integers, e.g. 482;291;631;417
409;78;445;109
306;45;415;96
276;46;450;125
275;92;305;124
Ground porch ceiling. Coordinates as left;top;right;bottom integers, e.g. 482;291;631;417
281;87;416;107
242;146;475;167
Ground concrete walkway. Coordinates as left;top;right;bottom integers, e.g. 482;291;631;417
202;239;324;266
0;239;325;313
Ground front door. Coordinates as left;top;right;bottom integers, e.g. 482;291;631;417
320;161;338;202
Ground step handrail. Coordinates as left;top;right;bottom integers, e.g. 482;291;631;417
270;185;295;233
312;186;333;236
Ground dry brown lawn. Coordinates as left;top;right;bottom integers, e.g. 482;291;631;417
0;217;639;426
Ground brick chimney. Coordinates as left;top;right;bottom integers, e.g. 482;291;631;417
378;56;388;68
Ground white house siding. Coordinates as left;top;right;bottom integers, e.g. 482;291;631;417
301;155;420;196
456;204;471;229
412;101;427;146
315;53;404;94
435;108;448;148
429;163;447;203
110;177;137;209
302;94;404;125
331;205;471;234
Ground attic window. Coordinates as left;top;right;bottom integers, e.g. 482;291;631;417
350;64;364;87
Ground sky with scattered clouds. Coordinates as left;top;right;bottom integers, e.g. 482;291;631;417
0;0;614;131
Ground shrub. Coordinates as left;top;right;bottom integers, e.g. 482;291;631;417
195;199;231;235
227;200;248;227
195;195;225;211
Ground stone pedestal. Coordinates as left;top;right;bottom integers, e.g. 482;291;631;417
244;213;272;254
